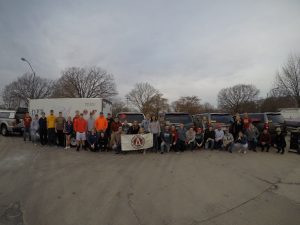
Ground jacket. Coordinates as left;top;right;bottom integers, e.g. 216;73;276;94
74;118;87;133
274;133;286;148
95;115;108;131
259;132;271;144
38;117;47;130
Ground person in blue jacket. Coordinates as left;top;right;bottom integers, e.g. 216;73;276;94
87;128;98;152
160;125;172;154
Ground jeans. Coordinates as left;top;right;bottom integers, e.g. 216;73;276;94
177;140;186;152
47;128;56;146
214;140;223;149
56;130;64;147
23;127;31;141
205;140;214;149
234;143;248;153
161;142;170;153
187;141;196;150
223;142;234;152
31;129;38;143
153;133;159;151
248;140;257;151
261;143;270;151
39;129;48;145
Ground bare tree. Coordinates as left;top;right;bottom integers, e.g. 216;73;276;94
274;54;300;106
143;93;169;116
218;84;259;113
2;73;53;108
172;96;203;115
111;98;130;116
126;82;159;113
53;67;117;99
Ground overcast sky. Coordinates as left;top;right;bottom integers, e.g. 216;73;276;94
0;0;300;106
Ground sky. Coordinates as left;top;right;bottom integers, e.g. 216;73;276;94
0;0;300;106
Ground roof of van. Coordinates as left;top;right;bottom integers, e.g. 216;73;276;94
0;109;16;113
160;112;190;114
193;112;230;115
117;112;144;114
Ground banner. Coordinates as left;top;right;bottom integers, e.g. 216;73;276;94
121;133;153;151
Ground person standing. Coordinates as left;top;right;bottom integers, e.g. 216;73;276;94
177;123;187;152
232;113;244;140
223;128;234;153
38;112;47;146
186;127;196;151
74;113;87;151
106;113;114;145
128;120;140;134
23;112;32;142
214;125;224;149
242;112;252;131
259;128;271;152
149;116;161;152
87;112;95;134
170;125;178;152
95;112;108;136
141;114;151;133
110;117;122;147
160;125;172;154
30;114;39;145
55;112;66;147
64;116;73;149
122;120;130;134
245;123;259;152
47;110;56;146
273;127;286;154
112;127;123;154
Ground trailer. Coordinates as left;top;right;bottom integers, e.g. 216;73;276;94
29;98;112;119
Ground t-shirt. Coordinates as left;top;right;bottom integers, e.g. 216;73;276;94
47;115;56;129
56;116;65;130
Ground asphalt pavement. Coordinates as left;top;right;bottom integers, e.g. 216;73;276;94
0;135;299;225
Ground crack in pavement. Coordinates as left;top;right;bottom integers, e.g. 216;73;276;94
195;181;279;224
127;192;142;225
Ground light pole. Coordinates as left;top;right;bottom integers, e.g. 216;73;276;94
21;57;35;78
21;57;36;99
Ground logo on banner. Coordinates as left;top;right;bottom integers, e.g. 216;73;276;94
131;135;145;149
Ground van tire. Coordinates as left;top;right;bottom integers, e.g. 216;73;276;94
1;124;8;136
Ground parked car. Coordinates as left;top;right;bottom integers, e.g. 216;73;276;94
193;113;234;130
158;112;194;129
0;109;24;136
241;112;287;135
117;112;145;125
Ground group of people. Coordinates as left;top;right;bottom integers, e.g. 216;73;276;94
22;111;287;155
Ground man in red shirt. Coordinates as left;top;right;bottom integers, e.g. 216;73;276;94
110;117;122;147
23;112;32;142
74;113;87;151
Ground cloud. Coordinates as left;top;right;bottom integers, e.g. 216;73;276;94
1;0;300;106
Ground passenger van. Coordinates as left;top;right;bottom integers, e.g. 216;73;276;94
193;113;234;130
117;112;145;125
158;112;194;129
0;109;24;136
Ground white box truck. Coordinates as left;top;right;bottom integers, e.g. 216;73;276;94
29;98;112;119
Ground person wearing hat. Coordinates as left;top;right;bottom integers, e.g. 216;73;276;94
223;128;234;153
214;125;224;150
273;127;286;154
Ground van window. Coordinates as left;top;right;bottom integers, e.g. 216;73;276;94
267;114;284;123
211;114;233;124
118;113;144;123
164;114;193;124
248;114;265;122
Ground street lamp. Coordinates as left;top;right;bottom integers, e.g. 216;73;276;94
21;57;35;77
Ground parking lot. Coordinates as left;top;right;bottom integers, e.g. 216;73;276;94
0;135;299;225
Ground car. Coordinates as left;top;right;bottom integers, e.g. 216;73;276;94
116;112;145;125
158;112;194;129
193;113;234;130
0;109;25;136
240;112;287;135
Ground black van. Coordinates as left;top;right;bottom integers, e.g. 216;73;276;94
193;113;234;130
158;112;194;129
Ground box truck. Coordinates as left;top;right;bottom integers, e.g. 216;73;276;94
29;98;112;119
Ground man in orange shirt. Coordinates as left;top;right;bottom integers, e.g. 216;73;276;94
94;112;108;133
74;113;87;151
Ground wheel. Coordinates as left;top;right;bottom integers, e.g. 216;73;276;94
1;124;8;136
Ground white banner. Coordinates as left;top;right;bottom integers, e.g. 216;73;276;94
121;133;153;151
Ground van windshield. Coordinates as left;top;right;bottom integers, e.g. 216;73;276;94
118;114;144;123
267;114;284;123
247;114;265;122
211;114;233;124
165;114;193;124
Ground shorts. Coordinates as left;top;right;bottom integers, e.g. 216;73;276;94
76;132;86;141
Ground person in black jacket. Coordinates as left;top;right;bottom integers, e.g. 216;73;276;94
273;127;286;154
232;113;244;140
128;121;140;134
204;126;215;150
38;112;47;145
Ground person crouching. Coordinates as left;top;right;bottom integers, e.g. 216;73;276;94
87;128;98;152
